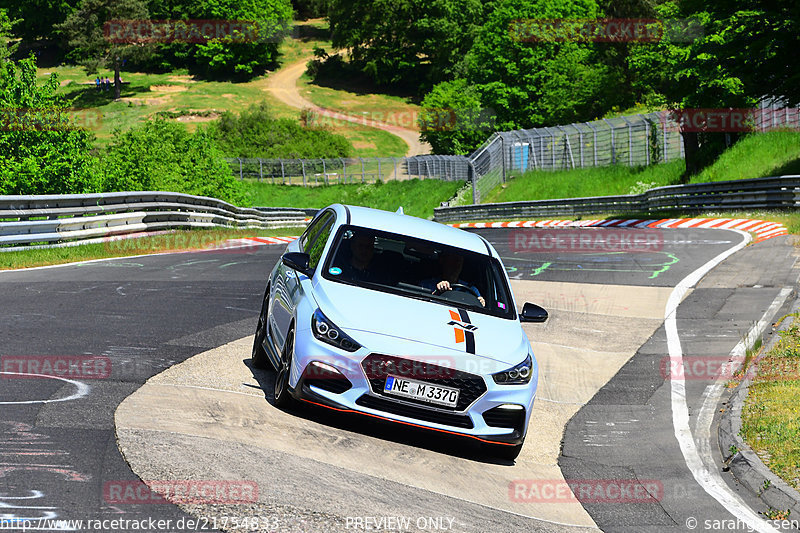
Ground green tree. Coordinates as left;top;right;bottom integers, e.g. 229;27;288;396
0;56;99;194
460;0;612;130
0;0;78;43
627;2;751;177
327;0;483;90
0;9;17;66
56;0;154;99
418;79;494;154
682;0;800;107
147;0;293;79
101;119;244;203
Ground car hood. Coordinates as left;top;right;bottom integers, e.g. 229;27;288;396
313;279;530;367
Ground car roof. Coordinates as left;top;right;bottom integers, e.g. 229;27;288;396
328;204;491;256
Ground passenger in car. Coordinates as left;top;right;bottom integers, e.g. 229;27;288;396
337;232;396;285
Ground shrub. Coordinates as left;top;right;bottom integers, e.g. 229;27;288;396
100;119;245;204
210;103;352;159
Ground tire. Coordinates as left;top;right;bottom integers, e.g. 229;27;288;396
273;327;294;408
251;285;270;370
484;440;524;462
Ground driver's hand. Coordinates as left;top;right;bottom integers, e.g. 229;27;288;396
435;280;451;292
478;296;486;307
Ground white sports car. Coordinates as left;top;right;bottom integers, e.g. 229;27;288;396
252;204;547;460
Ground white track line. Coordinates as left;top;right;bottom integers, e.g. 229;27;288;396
0;372;90;404
695;287;792;524
666;229;781;533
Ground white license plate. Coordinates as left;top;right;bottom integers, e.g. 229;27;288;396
383;375;460;408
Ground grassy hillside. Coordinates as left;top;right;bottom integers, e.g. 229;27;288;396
40;19;408;158
485;131;800;204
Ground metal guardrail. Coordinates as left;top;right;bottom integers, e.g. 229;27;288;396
433;176;800;223
0;191;312;249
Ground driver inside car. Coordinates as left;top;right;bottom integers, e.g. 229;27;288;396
421;251;486;307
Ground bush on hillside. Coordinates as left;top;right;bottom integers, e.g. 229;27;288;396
210;103;352;159
100;119;245;204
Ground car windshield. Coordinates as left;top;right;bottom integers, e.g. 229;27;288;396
322;225;515;319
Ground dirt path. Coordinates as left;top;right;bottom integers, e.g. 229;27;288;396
265;60;431;157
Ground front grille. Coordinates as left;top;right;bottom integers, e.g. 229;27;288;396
361;353;487;411
356;394;474;429
483;406;525;431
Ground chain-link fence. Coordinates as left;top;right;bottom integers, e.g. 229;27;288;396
467;112;684;203
466;102;800;203
227;155;469;185
228;101;800;204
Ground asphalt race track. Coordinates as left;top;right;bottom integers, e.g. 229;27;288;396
0;227;798;533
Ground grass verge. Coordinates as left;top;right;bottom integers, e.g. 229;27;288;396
741;314;800;491
486;131;800;204
242;179;464;220
0;228;299;271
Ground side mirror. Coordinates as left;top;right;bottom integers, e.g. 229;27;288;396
520;302;548;323
282;252;311;275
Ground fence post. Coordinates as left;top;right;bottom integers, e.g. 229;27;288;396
378;159;382;182
322;159;327;185
500;135;506;183
662;112;668;163
360;158;365;182
469;161;478;204
586;122;597;166
259;159;263;181
622;116;633;166
341;158;346;184
603;119;616;165
645;120;650;166
238;158;243;180
394;158;398;180
301;160;306;186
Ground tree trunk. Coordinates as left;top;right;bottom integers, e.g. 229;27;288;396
114;57;121;100
681;131;699;183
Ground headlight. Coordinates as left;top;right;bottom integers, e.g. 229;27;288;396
492;354;533;385
311;309;361;353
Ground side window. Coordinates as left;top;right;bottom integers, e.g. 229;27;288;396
300;211;332;251
306;218;334;269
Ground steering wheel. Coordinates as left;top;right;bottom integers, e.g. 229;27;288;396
434;283;475;296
